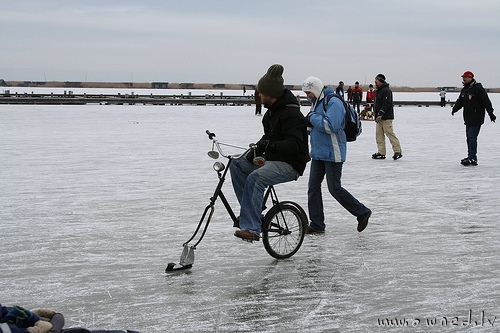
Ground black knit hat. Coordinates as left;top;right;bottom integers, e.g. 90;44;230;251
376;74;386;82
257;64;285;97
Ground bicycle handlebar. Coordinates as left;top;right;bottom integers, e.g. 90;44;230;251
206;130;253;159
206;130;216;140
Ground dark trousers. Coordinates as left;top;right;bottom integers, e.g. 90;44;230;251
465;125;481;160
307;160;370;232
255;104;262;115
353;100;361;113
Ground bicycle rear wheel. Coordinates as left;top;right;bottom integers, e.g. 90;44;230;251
262;203;306;259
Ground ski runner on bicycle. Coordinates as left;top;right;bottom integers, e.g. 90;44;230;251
230;64;310;241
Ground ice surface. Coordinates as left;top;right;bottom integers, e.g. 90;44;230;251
1;93;499;332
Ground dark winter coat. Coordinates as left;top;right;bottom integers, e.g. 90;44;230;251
351;87;363;102
259;89;310;175
374;82;394;120
335;85;345;100
452;80;494;126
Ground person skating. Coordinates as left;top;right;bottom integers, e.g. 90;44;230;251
371;74;403;160
254;88;262;115
366;84;375;105
302;76;371;234
452;71;495;166
439;89;447;107
335;81;345;100
351;81;363;113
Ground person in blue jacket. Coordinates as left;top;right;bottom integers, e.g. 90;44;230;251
302;77;371;234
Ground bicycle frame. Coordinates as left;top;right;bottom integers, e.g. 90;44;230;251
165;130;299;272
184;156;282;245
182;156;237;248
166;131;248;272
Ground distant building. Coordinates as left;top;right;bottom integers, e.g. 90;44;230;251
152;82;169;89
437;86;457;92
17;81;47;87
64;82;83;88
180;83;194;89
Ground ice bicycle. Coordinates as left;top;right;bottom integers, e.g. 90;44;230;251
165;130;308;272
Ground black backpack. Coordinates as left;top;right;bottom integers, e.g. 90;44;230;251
323;93;362;142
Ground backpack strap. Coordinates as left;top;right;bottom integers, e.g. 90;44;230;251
323;93;346;130
322;93;332;111
322;93;343;111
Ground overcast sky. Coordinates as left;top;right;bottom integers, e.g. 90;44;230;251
1;0;499;88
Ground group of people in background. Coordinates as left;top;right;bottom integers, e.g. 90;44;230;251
328;76;404;161
235;64;372;241
344;82;375;112
238;66;375;240
238;64;495;241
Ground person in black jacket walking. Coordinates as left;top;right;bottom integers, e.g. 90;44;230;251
452;71;495;166
371;74;403;160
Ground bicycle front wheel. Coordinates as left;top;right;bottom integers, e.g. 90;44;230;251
262;203;306;259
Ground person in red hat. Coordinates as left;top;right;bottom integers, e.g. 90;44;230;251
452;71;496;166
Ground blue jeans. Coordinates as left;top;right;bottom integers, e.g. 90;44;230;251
308;159;371;232
230;155;299;235
466;125;481;160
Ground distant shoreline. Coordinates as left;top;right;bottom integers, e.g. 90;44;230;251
2;80;499;93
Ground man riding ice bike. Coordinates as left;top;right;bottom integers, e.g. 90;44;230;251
230;64;310;241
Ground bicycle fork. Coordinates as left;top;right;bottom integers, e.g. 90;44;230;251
166;158;237;272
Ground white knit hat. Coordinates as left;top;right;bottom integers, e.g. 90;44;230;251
302;77;323;99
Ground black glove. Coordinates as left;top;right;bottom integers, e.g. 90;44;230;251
489;113;496;123
306;111;314;128
451;109;457;116
256;139;276;153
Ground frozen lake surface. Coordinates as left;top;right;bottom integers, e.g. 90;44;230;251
1;93;499;332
